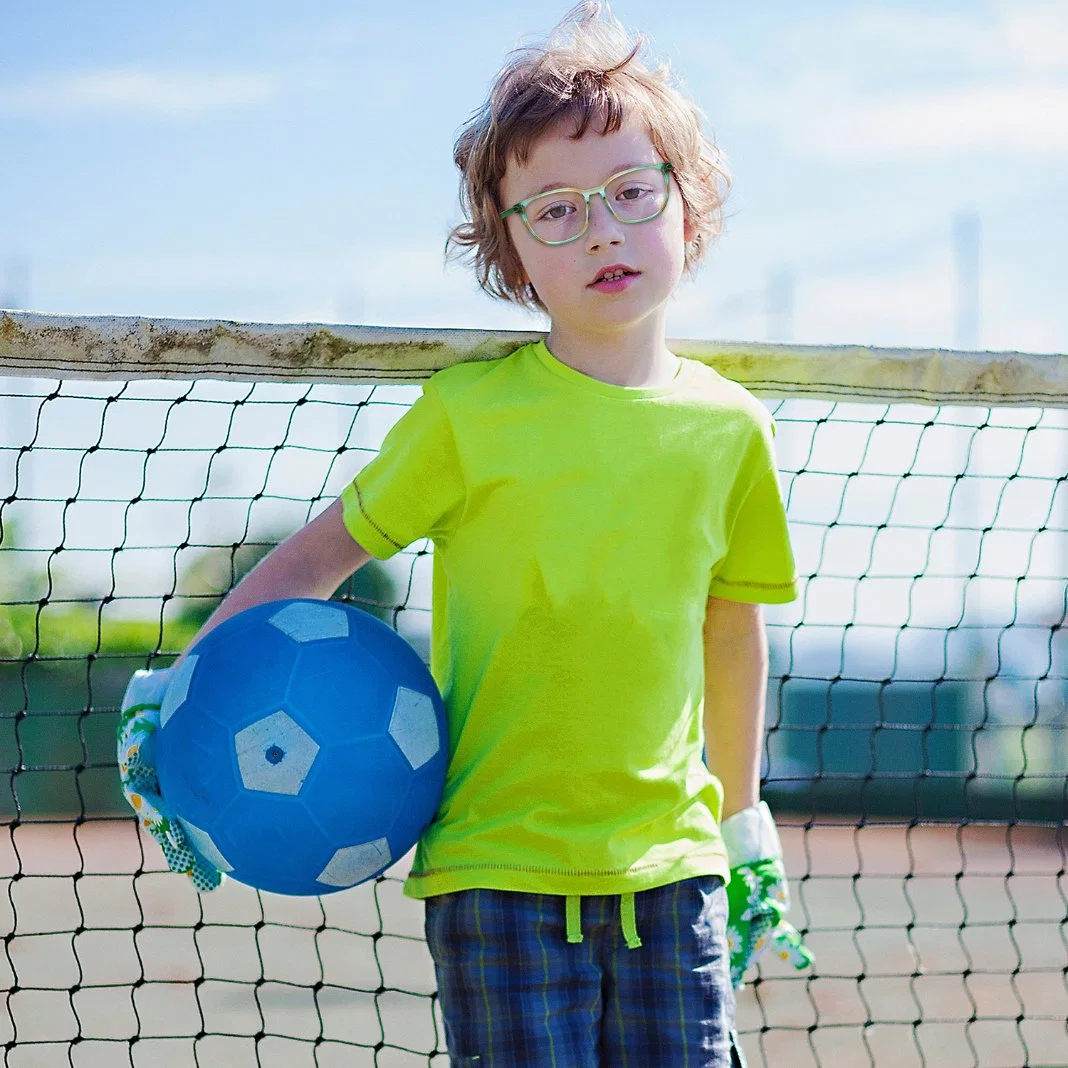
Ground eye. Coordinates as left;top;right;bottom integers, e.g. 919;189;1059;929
536;200;576;222
617;182;654;202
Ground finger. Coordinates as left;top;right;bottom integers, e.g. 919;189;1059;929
770;921;815;969
117;713;162;779
730;914;772;989
151;827;200;876
189;861;225;893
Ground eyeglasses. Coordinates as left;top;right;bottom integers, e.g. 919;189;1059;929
499;162;673;246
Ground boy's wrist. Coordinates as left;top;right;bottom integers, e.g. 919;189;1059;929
721;799;782;866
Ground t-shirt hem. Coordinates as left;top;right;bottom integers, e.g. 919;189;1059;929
401;850;732;900
340;481;402;560
708;575;799;604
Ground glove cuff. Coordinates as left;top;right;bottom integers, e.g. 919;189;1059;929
120;667;175;715
721;800;782;866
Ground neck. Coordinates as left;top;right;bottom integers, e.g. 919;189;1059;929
545;313;678;388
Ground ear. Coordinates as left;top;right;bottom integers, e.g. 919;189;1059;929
683;212;697;246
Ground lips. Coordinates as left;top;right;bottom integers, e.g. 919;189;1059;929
589;264;639;286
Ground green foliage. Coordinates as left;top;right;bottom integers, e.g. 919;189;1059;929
0;516;403;818
0;520;401;658
0;602;201;660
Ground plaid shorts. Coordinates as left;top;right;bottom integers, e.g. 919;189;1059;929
424;874;746;1067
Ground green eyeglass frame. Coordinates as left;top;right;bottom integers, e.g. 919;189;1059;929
499;162;674;246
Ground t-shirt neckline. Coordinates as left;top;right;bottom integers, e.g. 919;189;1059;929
530;339;687;399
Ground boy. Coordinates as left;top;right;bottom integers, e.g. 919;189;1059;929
120;2;812;1063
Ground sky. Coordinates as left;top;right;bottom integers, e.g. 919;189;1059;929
2;0;1067;355
0;0;1064;702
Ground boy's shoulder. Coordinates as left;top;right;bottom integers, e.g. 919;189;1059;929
678;357;776;434
424;343;532;398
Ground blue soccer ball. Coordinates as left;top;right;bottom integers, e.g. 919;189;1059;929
154;598;447;896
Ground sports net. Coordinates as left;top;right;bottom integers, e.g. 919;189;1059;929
1;312;1066;1068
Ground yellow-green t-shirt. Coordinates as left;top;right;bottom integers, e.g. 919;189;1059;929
340;340;797;900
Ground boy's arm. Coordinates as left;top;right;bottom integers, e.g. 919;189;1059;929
119;497;373;891
181;497;373;657
702;595;766;820
703;594;814;986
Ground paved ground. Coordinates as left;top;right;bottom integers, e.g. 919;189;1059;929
1;818;1065;1067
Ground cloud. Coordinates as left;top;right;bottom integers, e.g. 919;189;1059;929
707;2;1068;160
672;248;1067;355
0;67;277;119
800;83;1068;159
780;3;1068;80
36;238;533;332
669;246;956;347
794;258;954;347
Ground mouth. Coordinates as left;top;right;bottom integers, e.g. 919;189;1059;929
588;265;640;289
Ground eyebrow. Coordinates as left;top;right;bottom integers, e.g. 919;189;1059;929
526;162;655;198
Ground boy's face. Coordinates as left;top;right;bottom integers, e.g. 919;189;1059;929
499;114;693;342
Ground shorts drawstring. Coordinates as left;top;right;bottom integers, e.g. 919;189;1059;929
564;893;642;950
620;891;642;949
565;895;583;943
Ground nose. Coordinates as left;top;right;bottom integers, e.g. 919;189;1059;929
585;193;624;252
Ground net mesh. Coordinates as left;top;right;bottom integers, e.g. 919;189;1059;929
1;322;1066;1067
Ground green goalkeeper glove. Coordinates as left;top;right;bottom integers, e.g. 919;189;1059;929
116;668;224;892
722;800;813;988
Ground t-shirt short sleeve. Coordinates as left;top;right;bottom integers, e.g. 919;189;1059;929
708;420;798;604
340;383;465;559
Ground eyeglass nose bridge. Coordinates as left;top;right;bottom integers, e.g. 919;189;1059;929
579;186;627;240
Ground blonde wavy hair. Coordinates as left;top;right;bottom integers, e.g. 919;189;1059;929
448;1;731;313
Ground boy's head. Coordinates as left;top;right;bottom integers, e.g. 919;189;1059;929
449;1;730;315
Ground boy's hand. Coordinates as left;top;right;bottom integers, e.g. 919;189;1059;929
722;801;813;988
117;669;224;892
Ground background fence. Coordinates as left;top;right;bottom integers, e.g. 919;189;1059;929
1;313;1066;1067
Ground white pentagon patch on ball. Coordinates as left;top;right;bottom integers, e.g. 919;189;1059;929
317;837;391;888
160;653;198;728
268;601;350;643
235;709;320;794
388;687;440;771
179;818;235;873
